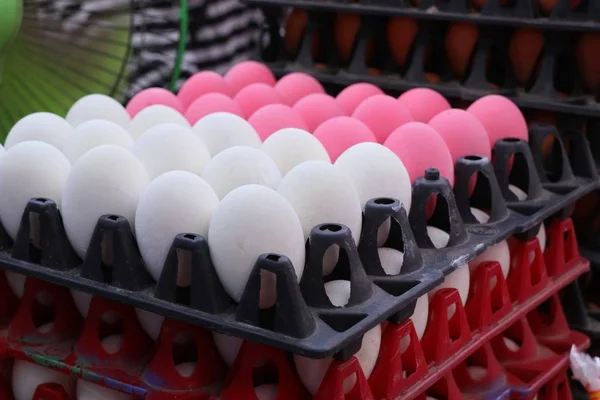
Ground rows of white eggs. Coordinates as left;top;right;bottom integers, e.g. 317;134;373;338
1;93;544;400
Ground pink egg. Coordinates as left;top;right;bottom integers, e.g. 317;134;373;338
274;73;326;106
336;83;384;114
385;122;454;185
293;94;346;132
225;61;277;94
313;116;377;162
177;71;233;110
248;104;309;141
185;93;243;125
352;95;414;143
466;95;528;148
398;88;452;123
234;83;284;118
126;88;184;117
428;109;491;162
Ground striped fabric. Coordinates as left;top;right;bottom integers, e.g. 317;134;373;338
125;0;264;99
33;0;264;100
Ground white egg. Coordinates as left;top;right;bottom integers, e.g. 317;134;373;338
468;208;510;278
0;141;71;240
61;145;150;259
294;280;381;395
132;124;211;179
212;332;243;366
135;309;164;341
467;366;487;380
101;334;124;355
135;171;219;283
76;379;135;400
503;336;520;351
378;247;404;276
12;360;75;400
509;184;527;201
208;185;305;308
537;223;546;253
175;362;196;378
261;128;331;175
426;226;470;306
62;120;134;163
0;144;5;158
6;272;25;298
192;112;261;156
202;147;282;199
254;384;279;400
70;290;92;317
66;94;131;129
278;161;362;275
399;294;429;353
335;143;412;211
5;112;74;150
129;105;190;139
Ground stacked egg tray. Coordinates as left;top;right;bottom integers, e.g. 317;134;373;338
0;117;592;399
246;0;600;116
0;217;589;399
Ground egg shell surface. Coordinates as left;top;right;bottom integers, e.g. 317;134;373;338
274;72;325;105
397;88;451;123
336;83;384;115
248;104;309;141
126;88;185;117
313;116;377;162
193;112;261;156
0;141;71;240
63;119;134;163
61;145;150;259
66;94;130;129
234;83;284;118
225;61;277;94
12;360;75;400
208;185;306;306
467;95;529;148
352;95;414;143
5;112;75;150
177;71;233;109
260;128;331;176
185;93;243;125
135;171;219;283
129;105;190;139
293;93;346;132
202;146;282;199
132;123;211;179
136;308;164;341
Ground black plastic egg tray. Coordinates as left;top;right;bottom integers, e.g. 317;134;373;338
248;1;600;116
0;127;595;360
247;0;600;31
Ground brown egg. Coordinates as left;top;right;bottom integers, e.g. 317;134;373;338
387;17;419;68
334;13;375;64
509;28;544;85
573;192;600;225
538;0;580;15
425;72;441;83
445;23;479;79
284;9;321;58
576;33;600;92
527;110;557;127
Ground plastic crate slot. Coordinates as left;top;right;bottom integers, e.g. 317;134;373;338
220;342;307;400
319;313;367;333
544;219;580;277
466;261;512;330
313;357;375;400
32;382;70;400
31;291;55;334
507;238;549;303
368;320;429;399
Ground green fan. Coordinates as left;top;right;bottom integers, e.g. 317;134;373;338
0;0;188;140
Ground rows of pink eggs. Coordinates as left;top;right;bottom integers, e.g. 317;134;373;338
0;60;544;400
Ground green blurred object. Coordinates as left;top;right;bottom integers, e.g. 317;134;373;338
0;0;188;141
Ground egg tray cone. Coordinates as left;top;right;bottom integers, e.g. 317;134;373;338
252;7;600;117
0;128;595;359
245;0;600;31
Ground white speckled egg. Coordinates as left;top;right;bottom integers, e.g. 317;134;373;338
12;360;75;400
61;145;150;259
202;146;281;199
208;185;305;307
135;171;219;283
294;280;381;395
62;119;134;163
129;105;190;139
76;379;135;400
132;124;211;179
335;143;412;211
261;128;331;175
66;94;131;129
278;161;362;275
5;112;75;150
0;141;71;240
192;112;262;156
